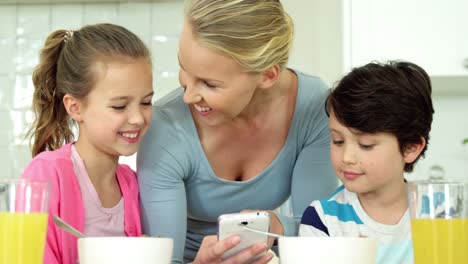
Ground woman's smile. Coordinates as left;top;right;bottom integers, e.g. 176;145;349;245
194;103;214;116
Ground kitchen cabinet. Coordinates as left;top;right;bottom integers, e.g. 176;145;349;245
295;0;468;95
350;0;468;77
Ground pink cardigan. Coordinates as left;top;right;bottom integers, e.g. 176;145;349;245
22;143;142;264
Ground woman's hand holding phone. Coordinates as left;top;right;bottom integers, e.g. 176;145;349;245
241;210;284;248
193;235;273;264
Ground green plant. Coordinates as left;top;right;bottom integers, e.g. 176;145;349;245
464;138;468;144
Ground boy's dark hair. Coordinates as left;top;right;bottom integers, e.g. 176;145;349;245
326;61;434;172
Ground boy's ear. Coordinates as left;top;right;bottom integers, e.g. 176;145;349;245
63;94;83;122
403;137;426;163
258;64;280;89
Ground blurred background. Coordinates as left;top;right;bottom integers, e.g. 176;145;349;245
0;0;467;181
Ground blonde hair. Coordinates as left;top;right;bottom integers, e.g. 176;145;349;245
28;23;151;157
185;0;294;72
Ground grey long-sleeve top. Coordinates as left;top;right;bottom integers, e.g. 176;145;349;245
137;70;338;263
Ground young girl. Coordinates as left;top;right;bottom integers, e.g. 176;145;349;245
22;23;154;264
299;61;435;263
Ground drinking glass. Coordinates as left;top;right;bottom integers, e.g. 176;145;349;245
407;180;468;264
0;179;49;264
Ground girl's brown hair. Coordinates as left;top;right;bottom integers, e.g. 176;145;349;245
28;23;151;157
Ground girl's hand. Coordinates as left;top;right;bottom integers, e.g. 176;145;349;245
241;210;284;247
193;235;273;264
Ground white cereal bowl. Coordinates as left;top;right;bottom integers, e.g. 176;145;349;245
78;237;173;264
279;236;377;264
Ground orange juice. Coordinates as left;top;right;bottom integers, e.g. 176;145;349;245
0;212;48;264
411;218;468;264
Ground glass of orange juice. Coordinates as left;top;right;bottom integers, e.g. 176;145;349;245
0;179;49;264
407;180;468;264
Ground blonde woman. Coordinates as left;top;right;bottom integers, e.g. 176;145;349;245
138;0;337;263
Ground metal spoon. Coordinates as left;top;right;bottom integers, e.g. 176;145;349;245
239;223;285;239
53;215;85;238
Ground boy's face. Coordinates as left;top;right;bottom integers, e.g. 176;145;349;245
328;111;415;196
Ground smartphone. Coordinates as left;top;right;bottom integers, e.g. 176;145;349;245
217;211;270;261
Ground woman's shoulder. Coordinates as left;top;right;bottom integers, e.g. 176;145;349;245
153;88;187;119
285;70;331;144
149;88;195;132
291;70;330;123
294;70;329;103
140;88;199;159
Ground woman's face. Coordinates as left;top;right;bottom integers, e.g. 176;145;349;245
178;24;263;127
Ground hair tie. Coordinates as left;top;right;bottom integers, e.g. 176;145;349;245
63;29;74;43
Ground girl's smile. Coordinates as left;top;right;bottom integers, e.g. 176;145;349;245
118;130;141;144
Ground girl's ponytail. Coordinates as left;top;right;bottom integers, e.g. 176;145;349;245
29;30;74;157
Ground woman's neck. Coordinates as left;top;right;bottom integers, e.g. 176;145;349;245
235;69;297;124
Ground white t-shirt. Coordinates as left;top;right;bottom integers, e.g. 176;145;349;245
299;185;414;264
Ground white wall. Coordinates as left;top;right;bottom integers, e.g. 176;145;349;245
0;1;184;177
283;0;346;86
409;97;468;182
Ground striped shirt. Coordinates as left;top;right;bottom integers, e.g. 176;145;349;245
299;185;414;264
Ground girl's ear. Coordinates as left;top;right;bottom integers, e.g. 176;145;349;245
63;94;83;122
258;64;280;89
403;137;426;163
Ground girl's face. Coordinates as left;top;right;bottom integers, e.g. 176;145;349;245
328;111;412;196
77;57;153;158
178;24;263;127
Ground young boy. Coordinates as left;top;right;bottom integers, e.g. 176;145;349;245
299;61;434;264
